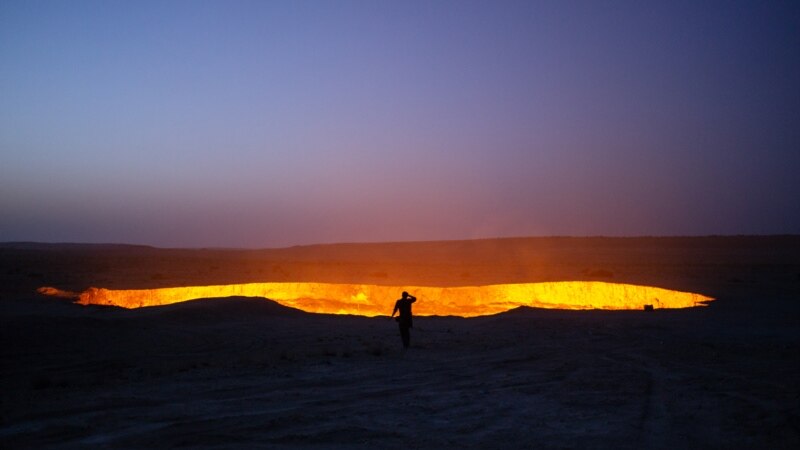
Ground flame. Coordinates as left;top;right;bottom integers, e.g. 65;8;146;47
39;282;713;317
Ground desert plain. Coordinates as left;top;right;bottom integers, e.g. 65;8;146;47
1;236;798;448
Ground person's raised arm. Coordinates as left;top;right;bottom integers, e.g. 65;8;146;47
408;294;417;303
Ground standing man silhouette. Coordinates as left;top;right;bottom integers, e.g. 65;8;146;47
391;291;416;348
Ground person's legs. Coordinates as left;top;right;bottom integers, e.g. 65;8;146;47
399;324;410;348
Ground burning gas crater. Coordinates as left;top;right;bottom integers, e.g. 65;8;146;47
39;282;713;317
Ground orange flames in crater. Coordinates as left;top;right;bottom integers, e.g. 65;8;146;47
39;282;713;317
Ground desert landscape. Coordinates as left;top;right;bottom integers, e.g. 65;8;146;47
4;1;798;448
1;236;798;448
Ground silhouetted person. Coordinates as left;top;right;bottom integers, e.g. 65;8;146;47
391;291;416;348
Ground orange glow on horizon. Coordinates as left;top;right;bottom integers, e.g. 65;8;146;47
38;282;714;317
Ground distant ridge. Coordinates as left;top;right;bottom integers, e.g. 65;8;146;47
2;235;799;252
278;234;800;248
0;242;156;251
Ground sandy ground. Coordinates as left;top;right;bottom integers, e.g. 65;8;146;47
1;237;798;448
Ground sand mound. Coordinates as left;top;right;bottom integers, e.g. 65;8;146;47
127;296;308;321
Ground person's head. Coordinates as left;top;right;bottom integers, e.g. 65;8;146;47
402;291;408;299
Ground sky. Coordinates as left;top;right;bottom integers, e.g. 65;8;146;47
1;1;799;248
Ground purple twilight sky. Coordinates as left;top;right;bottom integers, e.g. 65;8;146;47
1;1;799;247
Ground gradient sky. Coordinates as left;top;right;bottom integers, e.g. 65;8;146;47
2;1;799;247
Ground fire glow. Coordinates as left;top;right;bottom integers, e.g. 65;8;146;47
39;282;713;317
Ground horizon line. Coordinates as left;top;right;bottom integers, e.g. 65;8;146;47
2;234;799;251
